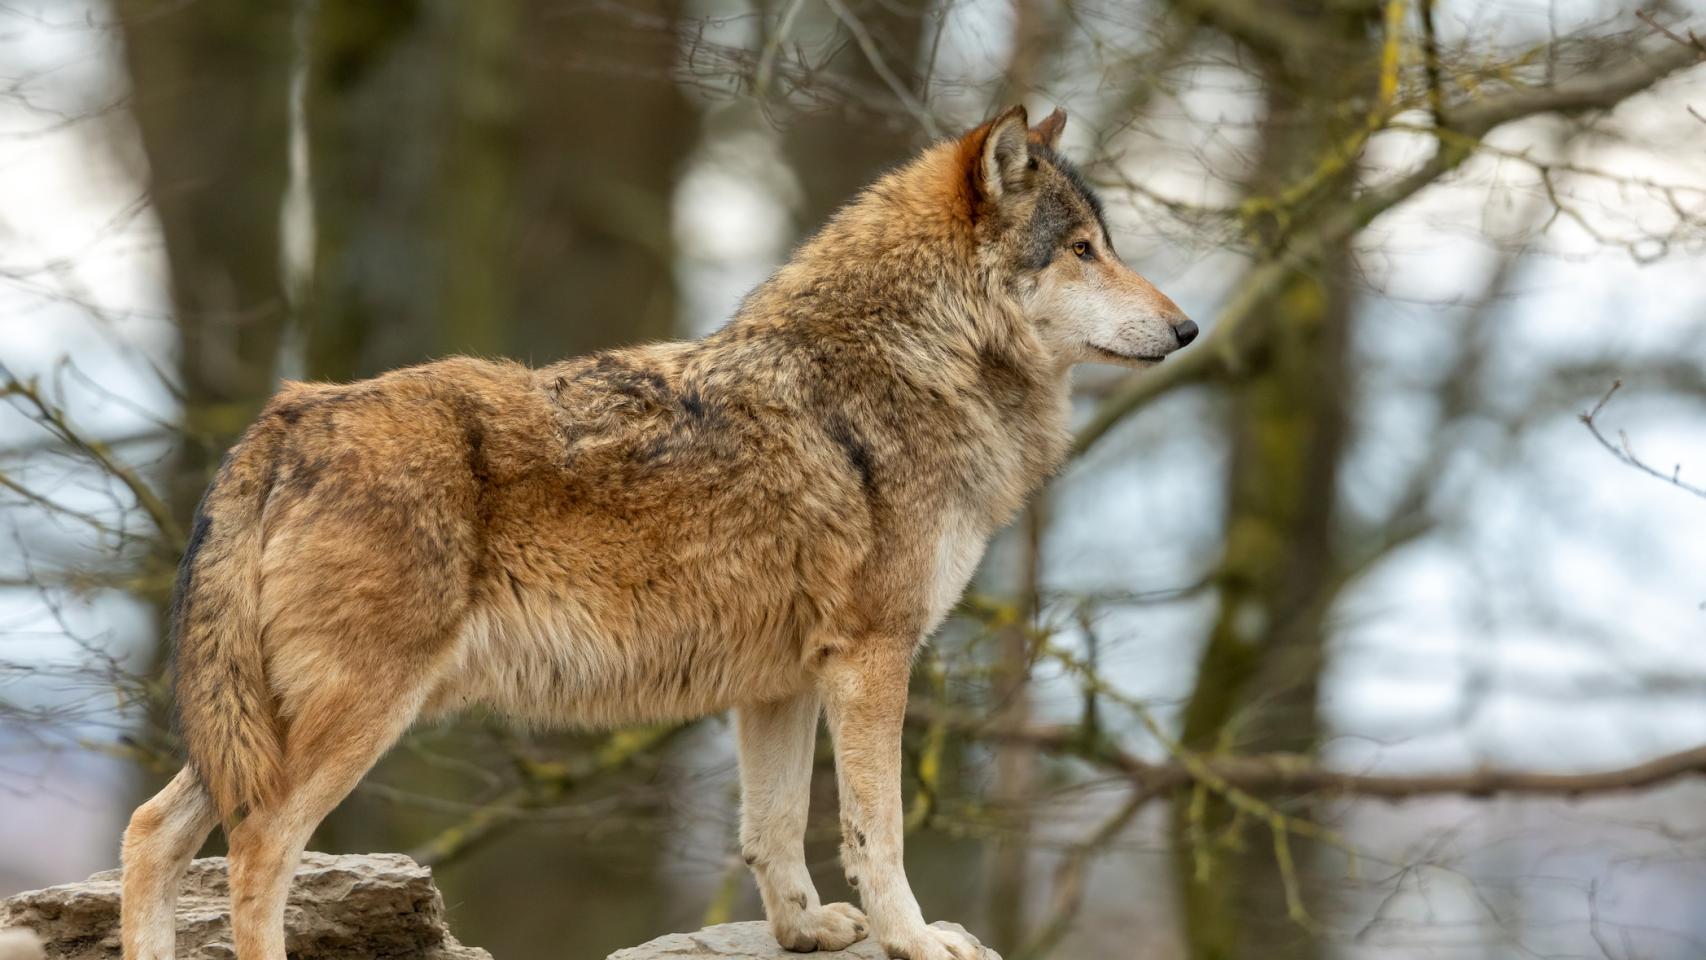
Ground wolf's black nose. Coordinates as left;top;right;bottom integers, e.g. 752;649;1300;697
1174;319;1199;347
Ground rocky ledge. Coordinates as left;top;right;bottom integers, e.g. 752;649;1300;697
2;854;1000;960
612;922;1000;960
0;853;489;960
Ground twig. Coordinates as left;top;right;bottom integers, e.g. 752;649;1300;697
1579;380;1706;499
409;724;684;868
1011;785;1153;960
822;0;940;139
1636;10;1706;59
1419;0;1445;127
753;0;808;98
0;365;185;550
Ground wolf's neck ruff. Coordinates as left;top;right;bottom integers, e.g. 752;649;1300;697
718;124;1078;520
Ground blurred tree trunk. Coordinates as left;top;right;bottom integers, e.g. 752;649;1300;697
992;0;1067;111
507;0;694;361
302;0;441;378
114;0;295;784
302;0;520;378
302;0;691;380
441;0;520;358
1169;5;1374;958
986;505;1044;949
780;0;931;227
116;0;294;515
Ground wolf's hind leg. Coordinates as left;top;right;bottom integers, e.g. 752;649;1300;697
226;674;436;960
737;691;868;952
121;767;219;960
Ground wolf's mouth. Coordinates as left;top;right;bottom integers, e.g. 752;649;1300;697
1089;344;1167;363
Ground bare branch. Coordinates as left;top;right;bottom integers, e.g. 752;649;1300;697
1579;380;1706;499
1073;34;1704;457
1168;0;1328;66
0;365;185;550
822;0;939;139
408;724;684;868
916;710;1706;801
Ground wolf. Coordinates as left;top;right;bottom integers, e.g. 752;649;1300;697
117;106;1195;960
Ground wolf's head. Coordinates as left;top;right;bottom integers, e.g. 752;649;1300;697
958;106;1196;369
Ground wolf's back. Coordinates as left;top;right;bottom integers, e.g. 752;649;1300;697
170;421;285;823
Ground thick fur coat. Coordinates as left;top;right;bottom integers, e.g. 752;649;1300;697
120;107;1194;960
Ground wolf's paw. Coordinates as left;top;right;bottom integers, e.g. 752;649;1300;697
774;901;868;952
881;922;984;960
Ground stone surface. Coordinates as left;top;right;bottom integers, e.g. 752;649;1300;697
0;853;489;960
607;922;1001;960
4;855;997;960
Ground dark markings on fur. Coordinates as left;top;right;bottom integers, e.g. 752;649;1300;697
631;434;670;465
285;449;326;494
166;504;214;740
977;346;1038;421
789;893;809;910
454;394;494;584
462;412;489;487
1021;187;1083;272
273;390;362;434
259;438;283;519
676;649;696;694
580;353;673;410
179;509;214;596
1031;145;1108;236
1018;148;1113;272
854;828;867;847
825;416;877;504
212;448;236;486
681;386;707;419
744;852;759;866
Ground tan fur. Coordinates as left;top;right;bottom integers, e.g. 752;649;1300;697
119;107;1193;960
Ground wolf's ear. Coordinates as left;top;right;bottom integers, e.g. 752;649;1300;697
975;105;1031;201
1028;107;1066;150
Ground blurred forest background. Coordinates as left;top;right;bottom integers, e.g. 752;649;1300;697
3;0;1706;958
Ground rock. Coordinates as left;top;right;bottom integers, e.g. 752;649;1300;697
607;922;1001;960
4;856;997;960
0;853;489;960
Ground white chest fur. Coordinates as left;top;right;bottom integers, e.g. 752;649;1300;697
925;506;990;632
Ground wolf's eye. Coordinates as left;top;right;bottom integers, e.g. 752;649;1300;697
1072;240;1093;260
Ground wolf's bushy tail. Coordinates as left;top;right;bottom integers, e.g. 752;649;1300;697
170;424;284;824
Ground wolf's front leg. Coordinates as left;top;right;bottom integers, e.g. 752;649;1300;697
737;692;868;952
821;647;984;960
